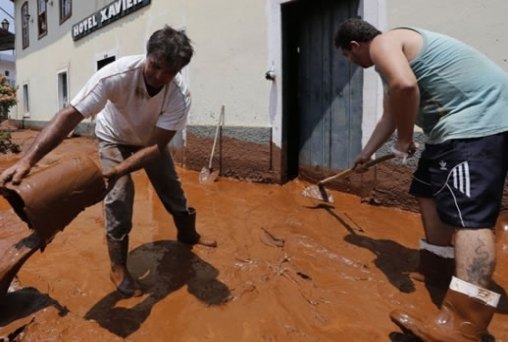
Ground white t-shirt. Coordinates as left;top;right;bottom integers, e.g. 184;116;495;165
71;55;191;146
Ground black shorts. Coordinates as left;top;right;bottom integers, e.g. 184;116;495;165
409;133;508;228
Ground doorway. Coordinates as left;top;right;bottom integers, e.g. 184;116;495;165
281;0;362;181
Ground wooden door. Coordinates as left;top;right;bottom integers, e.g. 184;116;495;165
282;0;362;180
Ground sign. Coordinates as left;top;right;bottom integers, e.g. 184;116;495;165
72;0;151;41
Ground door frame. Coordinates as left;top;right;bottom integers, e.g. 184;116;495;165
267;0;387;182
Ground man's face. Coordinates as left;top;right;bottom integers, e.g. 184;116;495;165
340;42;372;68
143;55;176;89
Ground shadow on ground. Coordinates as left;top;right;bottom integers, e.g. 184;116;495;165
306;203;419;293
85;240;231;338
0;286;69;341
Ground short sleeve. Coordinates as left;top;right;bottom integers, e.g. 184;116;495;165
156;78;191;131
70;75;108;118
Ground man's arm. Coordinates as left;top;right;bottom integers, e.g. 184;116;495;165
0;106;84;185
356;95;396;166
103;126;176;182
369;33;419;153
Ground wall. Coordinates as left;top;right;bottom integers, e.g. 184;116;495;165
12;0;278;180
12;0;387;183
13;0;270;126
386;0;508;71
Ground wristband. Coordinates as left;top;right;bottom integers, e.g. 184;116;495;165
390;145;408;164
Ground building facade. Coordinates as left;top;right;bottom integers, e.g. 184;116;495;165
12;0;508;183
12;0;386;183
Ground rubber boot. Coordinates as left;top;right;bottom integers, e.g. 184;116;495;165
106;236;142;297
495;212;508;244
496;213;508;258
410;239;455;289
173;207;217;247
390;276;499;341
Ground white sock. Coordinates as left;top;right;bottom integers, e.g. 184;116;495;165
420;239;454;259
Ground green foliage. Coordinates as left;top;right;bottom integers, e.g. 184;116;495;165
0;76;19;154
0;131;20;154
0;75;16;122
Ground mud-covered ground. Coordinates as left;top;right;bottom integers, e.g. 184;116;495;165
1;130;508;341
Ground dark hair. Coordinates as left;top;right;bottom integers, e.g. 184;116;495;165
146;25;194;73
334;18;381;49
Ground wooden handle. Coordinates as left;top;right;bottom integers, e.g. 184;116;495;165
208;105;224;169
317;153;396;185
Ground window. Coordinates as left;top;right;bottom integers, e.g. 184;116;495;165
57;71;69;109
4;71;14;87
21;2;29;49
37;0;47;38
22;84;30;117
60;0;72;24
97;56;115;70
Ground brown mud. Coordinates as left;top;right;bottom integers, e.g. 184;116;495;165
1;130;508;341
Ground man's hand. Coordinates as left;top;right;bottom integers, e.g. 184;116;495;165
0;107;85;187
0;159;32;186
353;153;372;173
391;140;417;163
102;167;120;194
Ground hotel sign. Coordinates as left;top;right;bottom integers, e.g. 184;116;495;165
72;0;151;41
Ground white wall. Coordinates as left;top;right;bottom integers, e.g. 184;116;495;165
387;0;508;71
184;0;269;127
13;0;270;129
360;0;386;152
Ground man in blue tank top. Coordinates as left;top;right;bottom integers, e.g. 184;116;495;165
335;18;508;341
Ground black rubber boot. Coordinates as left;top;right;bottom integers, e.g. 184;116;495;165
106;236;142;297
173;207;217;247
410;243;455;289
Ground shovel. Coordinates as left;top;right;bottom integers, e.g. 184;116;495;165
302;153;396;203
199;105;224;184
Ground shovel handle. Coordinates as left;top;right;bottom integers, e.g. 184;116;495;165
208;105;224;169
317;153;396;185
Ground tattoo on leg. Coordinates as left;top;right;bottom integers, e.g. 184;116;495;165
466;238;495;285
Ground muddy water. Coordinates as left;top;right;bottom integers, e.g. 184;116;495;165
1;131;508;341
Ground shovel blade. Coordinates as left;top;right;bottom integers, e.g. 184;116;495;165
301;185;334;203
199;167;219;184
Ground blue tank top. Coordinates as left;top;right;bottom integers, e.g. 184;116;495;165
405;28;508;143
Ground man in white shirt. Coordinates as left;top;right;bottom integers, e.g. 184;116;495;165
0;25;217;297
